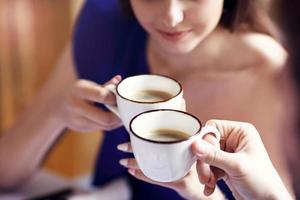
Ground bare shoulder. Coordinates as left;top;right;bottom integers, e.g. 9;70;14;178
233;32;288;71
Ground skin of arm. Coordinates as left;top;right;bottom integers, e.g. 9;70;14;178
193;120;294;200
0;45;76;190
0;42;123;190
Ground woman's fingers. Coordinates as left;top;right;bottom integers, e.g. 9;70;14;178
74;80;113;104
204;184;216;196
75;75;121;105
196;132;219;186
79;103;121;129
119;158;173;188
103;75;122;105
128;169;158;184
119;158;140;169
119;159;153;183
67;115;107;132
70;98;122;130
60;76;124;132
196;162;217;196
117;142;133;153
104;75;122;86
196;160;212;184
127;168;174;189
202;131;220;148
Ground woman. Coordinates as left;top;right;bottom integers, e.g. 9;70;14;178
101;0;292;198
0;0;293;199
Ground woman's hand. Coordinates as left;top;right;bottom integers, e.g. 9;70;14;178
58;75;122;132
117;136;225;200
192;120;293;200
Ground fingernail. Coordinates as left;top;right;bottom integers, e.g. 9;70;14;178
117;144;128;152
128;169;135;175
119;159;128;167
204;185;215;196
113;75;122;83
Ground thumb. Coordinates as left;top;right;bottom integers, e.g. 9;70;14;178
104;75;122;86
103;75;122;105
192;140;237;173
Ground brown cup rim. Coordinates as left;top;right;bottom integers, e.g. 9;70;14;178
116;74;183;104
129;109;203;144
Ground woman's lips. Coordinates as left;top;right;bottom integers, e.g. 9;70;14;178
157;30;192;42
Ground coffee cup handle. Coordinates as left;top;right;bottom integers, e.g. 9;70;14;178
199;125;220;142
192;125;221;161
104;84;121;118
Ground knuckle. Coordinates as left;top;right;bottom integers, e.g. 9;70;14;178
205;120;221;131
210;148;219;164
243;122;255;130
97;87;106;96
206;119;218;126
176;178;189;190
231;158;244;173
76;79;89;87
93;88;108;103
73;80;87;94
242;122;259;136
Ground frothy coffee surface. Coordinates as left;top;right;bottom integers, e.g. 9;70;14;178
129;90;173;102
145;129;190;142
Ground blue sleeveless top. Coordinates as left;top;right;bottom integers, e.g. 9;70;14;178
73;0;234;199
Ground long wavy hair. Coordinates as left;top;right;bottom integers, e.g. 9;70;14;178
120;0;276;36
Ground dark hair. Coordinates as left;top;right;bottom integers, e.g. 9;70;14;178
274;0;300;197
275;1;300;85
120;0;275;36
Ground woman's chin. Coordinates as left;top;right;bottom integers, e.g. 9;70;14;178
160;42;199;55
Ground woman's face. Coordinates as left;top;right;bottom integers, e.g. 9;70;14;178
130;0;224;55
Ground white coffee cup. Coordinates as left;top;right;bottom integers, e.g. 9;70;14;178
129;109;220;182
105;74;184;131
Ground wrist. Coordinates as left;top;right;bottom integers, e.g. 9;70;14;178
262;171;294;200
42;97;67;136
48;109;66;133
51;97;68;130
267;185;293;200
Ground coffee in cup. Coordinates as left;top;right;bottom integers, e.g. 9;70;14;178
143;129;190;142
128;90;174;103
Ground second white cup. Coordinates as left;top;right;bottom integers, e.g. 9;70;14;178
129;109;220;182
105;74;184;131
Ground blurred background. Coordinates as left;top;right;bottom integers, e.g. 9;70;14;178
0;0;103;179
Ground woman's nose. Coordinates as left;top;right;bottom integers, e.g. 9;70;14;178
162;0;184;28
